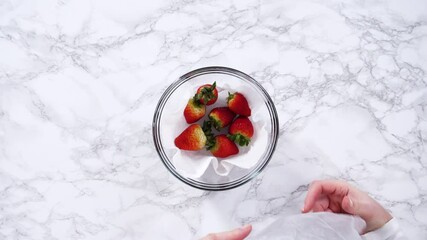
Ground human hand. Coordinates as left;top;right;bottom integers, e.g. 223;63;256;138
200;224;252;240
302;180;392;233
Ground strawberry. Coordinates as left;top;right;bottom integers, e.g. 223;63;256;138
208;107;236;130
208;134;239;158
227;92;251;116
196;82;218;105
228;116;254;146
174;124;207;151
184;97;206;123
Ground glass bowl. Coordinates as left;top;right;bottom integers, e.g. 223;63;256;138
152;66;279;191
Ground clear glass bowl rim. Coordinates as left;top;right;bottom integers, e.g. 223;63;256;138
152;66;279;191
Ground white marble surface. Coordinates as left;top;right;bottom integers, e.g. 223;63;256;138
1;0;426;239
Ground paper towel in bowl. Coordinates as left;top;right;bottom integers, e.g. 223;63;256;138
160;76;271;179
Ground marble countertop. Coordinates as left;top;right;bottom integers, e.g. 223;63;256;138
1;0;426;239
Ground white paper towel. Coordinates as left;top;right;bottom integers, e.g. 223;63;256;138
251;212;366;240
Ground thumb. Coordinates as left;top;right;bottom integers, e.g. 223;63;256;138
342;195;359;215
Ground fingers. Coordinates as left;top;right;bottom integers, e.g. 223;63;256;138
302;180;394;234
302;181;322;213
303;180;349;213
312;204;326;212
312;195;330;212
341;195;355;214
202;225;252;240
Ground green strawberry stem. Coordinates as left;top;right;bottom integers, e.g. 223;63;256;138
209;117;222;131
202;120;215;150
227;133;250;146
211;81;216;90
227;92;234;104
197;82;217;105
192;93;203;107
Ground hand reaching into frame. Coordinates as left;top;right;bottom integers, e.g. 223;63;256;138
200;225;252;240
302;180;393;233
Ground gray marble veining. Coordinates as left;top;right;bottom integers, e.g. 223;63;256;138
0;0;426;239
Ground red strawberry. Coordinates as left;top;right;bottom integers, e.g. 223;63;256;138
227;92;251;116
208;107;236;130
196;82;218;105
228;116;254;146
208;134;239;158
184;98;206;123
174;124;207;150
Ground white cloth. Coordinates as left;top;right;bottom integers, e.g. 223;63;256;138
251;213;405;240
362;218;406;240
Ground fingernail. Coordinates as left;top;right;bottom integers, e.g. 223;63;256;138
349;197;354;208
241;224;251;230
301;207;305;212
